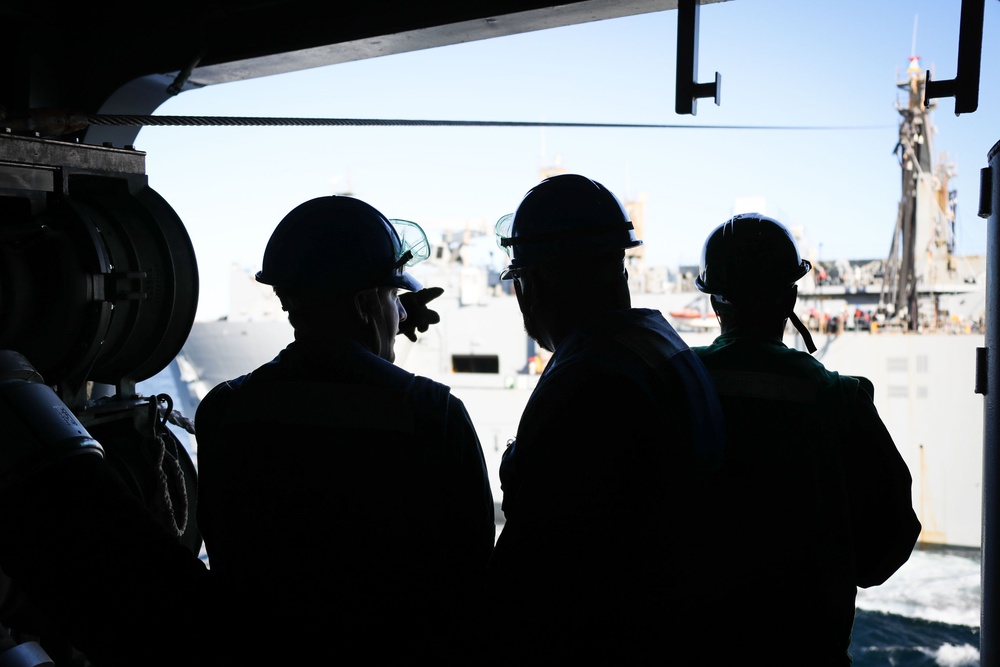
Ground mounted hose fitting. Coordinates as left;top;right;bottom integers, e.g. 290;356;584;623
0;350;104;488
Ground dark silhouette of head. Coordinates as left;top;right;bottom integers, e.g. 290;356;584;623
695;213;816;352
496;174;642;351
256;195;429;360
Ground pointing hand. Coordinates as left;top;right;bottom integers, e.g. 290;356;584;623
398;287;444;342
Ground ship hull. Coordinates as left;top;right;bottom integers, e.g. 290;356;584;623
173;285;985;549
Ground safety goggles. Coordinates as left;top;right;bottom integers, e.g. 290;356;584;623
389;219;431;270
494;213;516;258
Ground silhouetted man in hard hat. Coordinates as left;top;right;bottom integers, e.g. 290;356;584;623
0;196;494;667
691;213;920;665
193;196;496;663
486;174;726;664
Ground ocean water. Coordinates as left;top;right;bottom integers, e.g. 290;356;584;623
137;364;984;666
851;546;981;666
852;609;980;667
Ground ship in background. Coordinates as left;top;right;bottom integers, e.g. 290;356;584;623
176;60;985;564
0;2;990;664
132;53;988;665
790;53;986;550
173;54;987;551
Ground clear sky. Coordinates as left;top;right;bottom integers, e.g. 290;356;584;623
134;0;1000;322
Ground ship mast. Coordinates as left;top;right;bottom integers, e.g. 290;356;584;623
881;55;959;331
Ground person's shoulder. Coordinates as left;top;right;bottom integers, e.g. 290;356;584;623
775;348;867;404
407;374;478;435
697;334;831;376
410;372;452;397
401;369;465;409
769;343;842;378
194;373;252;439
782;344;839;374
622;307;677;334
586;308;683;352
199;373;251;407
689;336;722;357
196;350;287;410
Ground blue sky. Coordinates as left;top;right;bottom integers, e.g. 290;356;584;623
135;0;1000;321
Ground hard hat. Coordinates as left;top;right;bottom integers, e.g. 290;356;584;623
255;196;429;294
495;174;642;279
695;213;811;297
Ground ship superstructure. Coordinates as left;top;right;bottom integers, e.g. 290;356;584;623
176;91;988;548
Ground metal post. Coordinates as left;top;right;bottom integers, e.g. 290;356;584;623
979;139;1000;665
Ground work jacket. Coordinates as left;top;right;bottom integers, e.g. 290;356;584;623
692;329;921;666
487;308;726;665
195;332;496;663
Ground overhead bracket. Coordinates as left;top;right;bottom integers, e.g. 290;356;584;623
924;0;984;115
675;0;720;116
167;52;205;96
